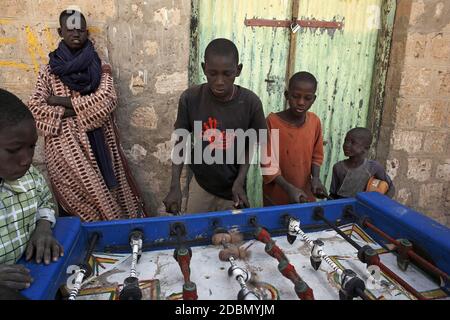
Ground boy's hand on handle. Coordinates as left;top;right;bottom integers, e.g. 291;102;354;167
0;264;33;290
163;187;182;215
311;177;328;199
25;220;64;265
232;180;250;209
287;186;308;204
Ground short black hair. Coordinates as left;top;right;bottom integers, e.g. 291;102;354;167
59;9;87;28
204;38;239;64
347;127;373;148
0;88;34;133
289;71;318;91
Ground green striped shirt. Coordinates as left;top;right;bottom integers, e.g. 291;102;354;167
0;165;56;264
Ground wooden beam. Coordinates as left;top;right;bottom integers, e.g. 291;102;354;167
244;18;344;30
367;0;397;161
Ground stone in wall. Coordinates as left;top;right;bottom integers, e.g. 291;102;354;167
436;159;450;181
416;100;445;128
399;67;435;97
397;188;411;206
130;106;158;130
125;144;148;165
155;72;189;95
407;158;432;182
386;158;400;180
418;183;444;208
392;130;424;153
438;70;450;96
423;131;446;153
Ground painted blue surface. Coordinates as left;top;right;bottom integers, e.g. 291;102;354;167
20;218;83;300
355;192;450;286
19;193;450;300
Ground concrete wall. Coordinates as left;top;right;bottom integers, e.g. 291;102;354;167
377;0;450;226
0;0;191;215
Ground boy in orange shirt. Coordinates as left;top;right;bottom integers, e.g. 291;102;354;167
262;72;328;205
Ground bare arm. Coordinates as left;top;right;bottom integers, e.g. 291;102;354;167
163;136;186;214
311;164;328;198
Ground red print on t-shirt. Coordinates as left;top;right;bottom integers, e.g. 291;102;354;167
202;117;235;150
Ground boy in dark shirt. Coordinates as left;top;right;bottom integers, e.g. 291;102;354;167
330;127;395;199
163;38;267;214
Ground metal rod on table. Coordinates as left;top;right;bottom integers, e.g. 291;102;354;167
346;209;449;285
119;230;144;300
250;218;315;300
314;208;428;300
287;217;368;300
227;256;260;300
68;232;100;301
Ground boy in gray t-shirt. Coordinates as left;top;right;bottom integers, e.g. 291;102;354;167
330;128;394;199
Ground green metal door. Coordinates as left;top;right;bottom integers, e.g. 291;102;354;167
189;0;396;207
292;0;389;188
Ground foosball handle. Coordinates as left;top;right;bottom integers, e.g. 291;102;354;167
119;277;142;300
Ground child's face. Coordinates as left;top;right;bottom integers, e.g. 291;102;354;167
285;81;316;118
202;55;242;100
58;16;89;50
343;133;368;158
0;119;38;181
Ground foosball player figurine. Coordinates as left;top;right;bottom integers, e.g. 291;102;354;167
396;239;413;272
278;260;315;300
286;216;369;300
251;221;315;300
173;247;198;300
228;256;260;300
313;208;428;300
212;230;259;300
255;227;288;262
212;231;249;261
119;230;144;300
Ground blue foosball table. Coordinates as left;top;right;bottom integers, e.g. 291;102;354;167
20;193;450;300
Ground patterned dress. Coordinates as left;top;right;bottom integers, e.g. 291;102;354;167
28;64;144;222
